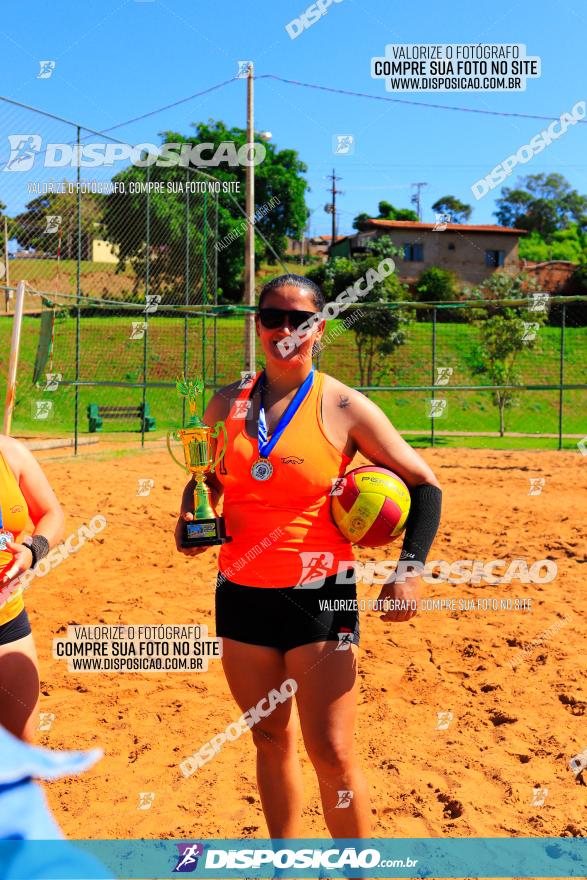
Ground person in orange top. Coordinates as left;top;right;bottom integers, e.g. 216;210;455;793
175;274;442;839
0;435;64;741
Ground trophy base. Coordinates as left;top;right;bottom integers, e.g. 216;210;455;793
182;517;233;548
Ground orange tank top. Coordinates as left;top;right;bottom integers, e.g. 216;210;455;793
0;450;29;625
216;370;354;587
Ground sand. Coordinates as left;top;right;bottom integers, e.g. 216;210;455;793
22;444;586;842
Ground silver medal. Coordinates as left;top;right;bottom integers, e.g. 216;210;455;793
251;458;273;481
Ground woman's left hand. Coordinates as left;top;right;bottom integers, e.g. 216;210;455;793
376;574;422;623
1;540;34;586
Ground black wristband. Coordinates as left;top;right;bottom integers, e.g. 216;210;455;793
24;535;50;569
399;484;442;568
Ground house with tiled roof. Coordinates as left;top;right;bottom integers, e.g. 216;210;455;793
329;219;527;285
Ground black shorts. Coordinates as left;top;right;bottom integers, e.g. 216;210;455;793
0;608;32;646
215;569;360;652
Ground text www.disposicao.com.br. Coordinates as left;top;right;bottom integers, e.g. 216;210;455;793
69;657;202;671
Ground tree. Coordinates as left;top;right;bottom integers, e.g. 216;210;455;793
465;272;544;436
352;201;418;230
494;174;587;236
103;120;309;302
519;224;587;263
307;238;410;387
431;195;472;223
10;191;105;259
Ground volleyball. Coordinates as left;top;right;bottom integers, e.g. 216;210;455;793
331;466;411;547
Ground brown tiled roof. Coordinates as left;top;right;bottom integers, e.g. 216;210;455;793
366;219;527;235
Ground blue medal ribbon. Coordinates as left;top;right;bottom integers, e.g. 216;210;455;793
257;369;314;458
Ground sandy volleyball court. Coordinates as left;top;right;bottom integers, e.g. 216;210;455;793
20;444;586;841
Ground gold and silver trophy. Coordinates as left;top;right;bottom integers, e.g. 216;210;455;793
167;377;232;548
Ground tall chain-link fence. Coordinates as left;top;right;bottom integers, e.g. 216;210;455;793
0;289;585;450
0;97;586;451
0;96;219;313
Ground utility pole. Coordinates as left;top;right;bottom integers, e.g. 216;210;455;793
3;217;9;312
244;62;256;372
301;209;313;266
410;181;428;222
325;169;343;255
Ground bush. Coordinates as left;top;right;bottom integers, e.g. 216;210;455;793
415;267;459;303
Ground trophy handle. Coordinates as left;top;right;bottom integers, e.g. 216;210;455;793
166;429;189;473
209;420;227;473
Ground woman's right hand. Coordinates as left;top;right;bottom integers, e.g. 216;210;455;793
175;512;209;556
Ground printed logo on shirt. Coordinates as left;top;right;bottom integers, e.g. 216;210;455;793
281;456;304;464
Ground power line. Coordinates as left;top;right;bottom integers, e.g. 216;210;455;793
257;74;587;125
87;70;587;140
101;76;241;134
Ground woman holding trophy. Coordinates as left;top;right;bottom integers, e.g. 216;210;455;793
175;274;441;838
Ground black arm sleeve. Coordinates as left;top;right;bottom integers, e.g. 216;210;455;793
399;483;442;568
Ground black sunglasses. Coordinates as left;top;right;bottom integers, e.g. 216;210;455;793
257;307;319;330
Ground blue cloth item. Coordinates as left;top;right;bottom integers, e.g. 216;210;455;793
0;726;110;878
0;724;103;785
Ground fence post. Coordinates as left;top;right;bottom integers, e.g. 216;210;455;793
558;303;566;451
141;169;151;449
213;192;218;395
2;280;26;436
431;307;437;447
183;169;190;427
201;188;208;418
74;125;82;455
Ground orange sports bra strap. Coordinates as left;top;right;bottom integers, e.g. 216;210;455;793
314;369;325;422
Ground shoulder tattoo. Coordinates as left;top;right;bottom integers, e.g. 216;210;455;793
337;394;351;409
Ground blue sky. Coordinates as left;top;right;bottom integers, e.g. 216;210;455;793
1;0;585;234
